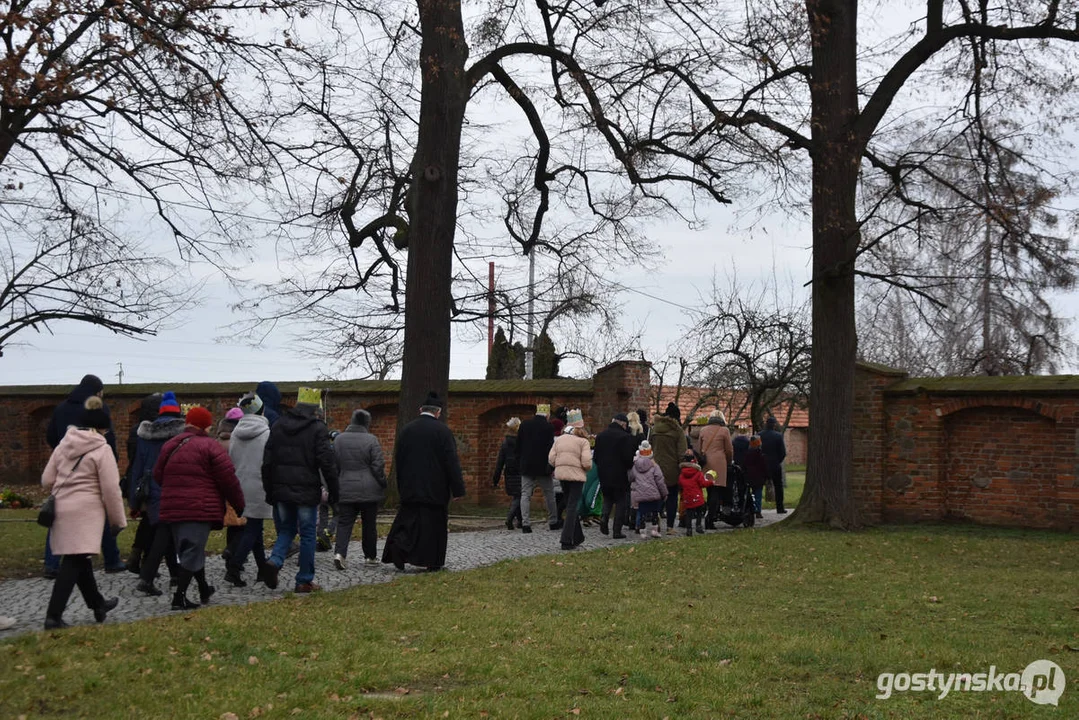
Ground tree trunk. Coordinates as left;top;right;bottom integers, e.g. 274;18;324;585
392;0;469;493
791;0;861;529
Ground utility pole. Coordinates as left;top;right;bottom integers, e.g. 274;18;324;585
525;246;535;380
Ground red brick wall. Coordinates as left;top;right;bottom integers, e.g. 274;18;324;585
0;363;653;507
853;364;1079;530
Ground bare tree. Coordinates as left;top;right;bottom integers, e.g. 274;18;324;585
1;0;314;351
612;0;1079;527
858;131;1078;375
688;280;811;432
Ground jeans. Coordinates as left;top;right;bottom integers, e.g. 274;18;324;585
506;496;522;527
519;475;557;528
334;501;379;560
664;485;680;529
45;523;123;572
635;500;663;530
46;554;104;619
753;487;763;513
600;488;629;535
269;503;317;586
229;518;267;575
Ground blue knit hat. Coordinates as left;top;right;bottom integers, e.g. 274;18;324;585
159;391;181;415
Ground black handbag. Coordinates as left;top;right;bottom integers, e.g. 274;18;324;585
132;471;152;511
36;494;56;528
37;453;88;528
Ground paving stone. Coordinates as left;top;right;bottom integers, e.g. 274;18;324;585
0;511;786;638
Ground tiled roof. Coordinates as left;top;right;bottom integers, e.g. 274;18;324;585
651;385;809;428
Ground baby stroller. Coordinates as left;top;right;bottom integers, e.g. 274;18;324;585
716;463;756;528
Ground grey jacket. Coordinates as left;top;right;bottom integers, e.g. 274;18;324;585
334;424;387;504
228;414;273;519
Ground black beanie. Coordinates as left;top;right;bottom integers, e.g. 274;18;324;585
81;396;110;430
665;402;681;421
422;391;445;409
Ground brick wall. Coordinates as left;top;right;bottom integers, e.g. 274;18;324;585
853;364;1079;530
0;365;653;506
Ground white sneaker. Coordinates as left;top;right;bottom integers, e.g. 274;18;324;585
0;616;16;631
333;553;346;570
650;528;662;538
364;557;379;566
638;529;647;538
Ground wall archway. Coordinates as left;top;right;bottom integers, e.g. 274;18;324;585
943;405;1057;526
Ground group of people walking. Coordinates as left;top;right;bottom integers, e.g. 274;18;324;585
27;371;785;630
32;374;466;630
493;403;788;549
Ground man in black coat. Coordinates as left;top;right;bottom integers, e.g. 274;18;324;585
382;392;466;571
262;397;340;592
515;405;559;533
593;413;637;538
759;416;788;514
42;374;126;577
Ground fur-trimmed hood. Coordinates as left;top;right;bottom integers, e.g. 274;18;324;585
137;417;187;441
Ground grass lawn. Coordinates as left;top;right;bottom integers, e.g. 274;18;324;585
2;523;1076;719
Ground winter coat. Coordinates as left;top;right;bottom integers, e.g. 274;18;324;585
256;381;283;426
744;447;769;490
547;432;592;483
41;428;127;555
262;404;340;507
732;434;750;467
517;414;555;476
128;416;187;523
697;419;735;487
157;429;245;526
630;456;668;506
46;380;117;457
678;461;714;510
650;415;688;487
124;394;161;484
228;414;273;519
394;414;466;506
760;427;787;472
492;435;522;497
593;422;636;493
334;424;387;504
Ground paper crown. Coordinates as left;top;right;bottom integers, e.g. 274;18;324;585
180;403;198;414
567;408;584;427
297;387;322;405
536;403;551;416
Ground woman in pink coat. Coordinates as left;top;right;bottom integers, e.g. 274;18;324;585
41;396;127;630
548;409;592;551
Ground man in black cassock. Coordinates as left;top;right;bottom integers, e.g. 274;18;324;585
381;391;466;571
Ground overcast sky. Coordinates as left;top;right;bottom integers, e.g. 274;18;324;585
4;2;1079;389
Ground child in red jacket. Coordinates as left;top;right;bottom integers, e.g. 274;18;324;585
678;451;714;536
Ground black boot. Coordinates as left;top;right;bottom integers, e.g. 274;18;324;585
94;597;119;623
126;550;142;575
696;518;705;534
194;569;215;604
171;570;199;610
223;567;246;588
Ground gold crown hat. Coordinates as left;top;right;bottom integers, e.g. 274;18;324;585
536;403;551;416
297;387;322;406
567;408;585;427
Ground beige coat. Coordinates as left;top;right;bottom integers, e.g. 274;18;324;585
548;432;593;483
697;421;734;487
41;428;127;556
